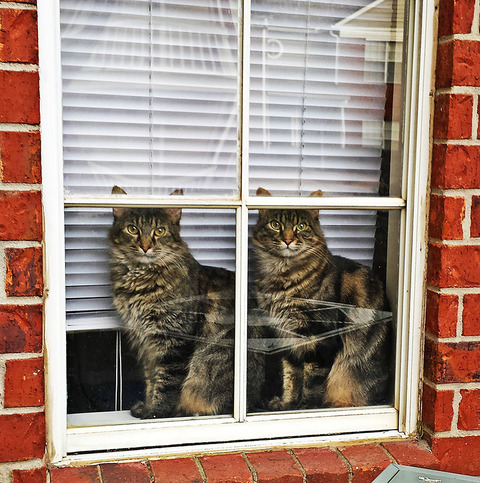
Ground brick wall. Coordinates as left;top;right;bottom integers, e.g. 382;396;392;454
0;0;46;481
423;0;480;475
1;0;480;481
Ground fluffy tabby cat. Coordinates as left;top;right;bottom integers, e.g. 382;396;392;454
109;186;263;418
252;187;391;410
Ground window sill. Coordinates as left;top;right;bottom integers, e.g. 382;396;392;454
48;438;440;482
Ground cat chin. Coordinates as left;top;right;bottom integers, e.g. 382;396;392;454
135;253;159;264
277;248;301;258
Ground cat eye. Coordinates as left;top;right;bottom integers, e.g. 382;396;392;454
154;227;166;237
269;220;282;231
126;224;139;235
296;223;307;231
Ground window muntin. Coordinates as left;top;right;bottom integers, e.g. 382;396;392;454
49;0;426;455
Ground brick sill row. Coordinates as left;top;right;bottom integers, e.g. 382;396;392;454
47;439;440;482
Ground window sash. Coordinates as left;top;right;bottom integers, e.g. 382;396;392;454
39;0;434;461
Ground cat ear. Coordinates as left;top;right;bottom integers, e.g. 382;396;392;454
165;188;184;223
112;185;127;195
256;187;272;197
256;187;271;216
170;189;184;196
308;189;323;218
111;186;127;219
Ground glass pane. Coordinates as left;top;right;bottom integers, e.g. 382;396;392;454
248;208;398;413
60;0;239;197
67;331;118;413
248;0;405;197
65;206;237;419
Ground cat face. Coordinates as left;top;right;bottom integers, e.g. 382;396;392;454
253;209;325;259
109;187;186;265
252;188;326;259
110;207;185;265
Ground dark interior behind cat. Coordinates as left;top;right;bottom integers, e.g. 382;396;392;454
252;188;391;410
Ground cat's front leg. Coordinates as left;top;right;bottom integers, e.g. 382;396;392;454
301;361;330;409
132;360;184;419
268;356;303;411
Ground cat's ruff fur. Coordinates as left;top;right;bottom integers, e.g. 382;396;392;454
109;186;263;418
252;187;391;410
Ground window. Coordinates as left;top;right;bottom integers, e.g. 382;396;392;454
40;0;434;461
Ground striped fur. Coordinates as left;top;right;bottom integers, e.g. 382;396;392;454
252;188;391;409
109;188;263;418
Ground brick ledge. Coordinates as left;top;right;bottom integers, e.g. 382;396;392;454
48;439;442;482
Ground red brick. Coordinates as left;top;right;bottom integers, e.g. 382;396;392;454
100;462;150;482
0;131;41;183
427;243;480;287
247;451;302;483
293;447;349;482
458;389;480;430
424;338;480;383
0;191;42;241
50;466;101;483
12;467;46;483
433;94;473;140
201;453;252;482
4;357;44;407
150;458;202;483
431;144;480;189
438;0;475;36
0;305;42;353
339;444;392;483
422;384;455;432
430;436;480;475
425;290;458;338
436;41;455;89
471;196;480;238
436;40;480;88
381;440;440;469
6;247;43;297
463;293;480;335
429;194;465;240
0;413;45;463
0;10;38;63
0;71;39;124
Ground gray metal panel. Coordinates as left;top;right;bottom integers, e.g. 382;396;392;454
373;464;480;483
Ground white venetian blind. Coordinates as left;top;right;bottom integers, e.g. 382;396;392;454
248;0;393;195
60;0;402;330
61;0;239;196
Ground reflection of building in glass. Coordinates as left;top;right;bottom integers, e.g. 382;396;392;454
332;0;405;145
333;0;405;43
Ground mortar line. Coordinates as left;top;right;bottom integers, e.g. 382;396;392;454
242;453;258;483
193;457;207;483
145;460;155;483
335;448;353;483
288;448;307;483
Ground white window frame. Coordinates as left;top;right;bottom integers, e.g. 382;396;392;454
39;0;434;464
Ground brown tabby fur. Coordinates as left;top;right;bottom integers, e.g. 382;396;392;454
252;188;391;410
109;187;263;418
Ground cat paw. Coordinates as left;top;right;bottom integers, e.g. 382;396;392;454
131;401;176;419
130;401;146;418
268;396;293;411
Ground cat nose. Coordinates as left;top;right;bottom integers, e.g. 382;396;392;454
139;239;153;253
283;230;294;246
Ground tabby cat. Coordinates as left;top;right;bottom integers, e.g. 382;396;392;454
252;188;391;410
109;187;263;418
